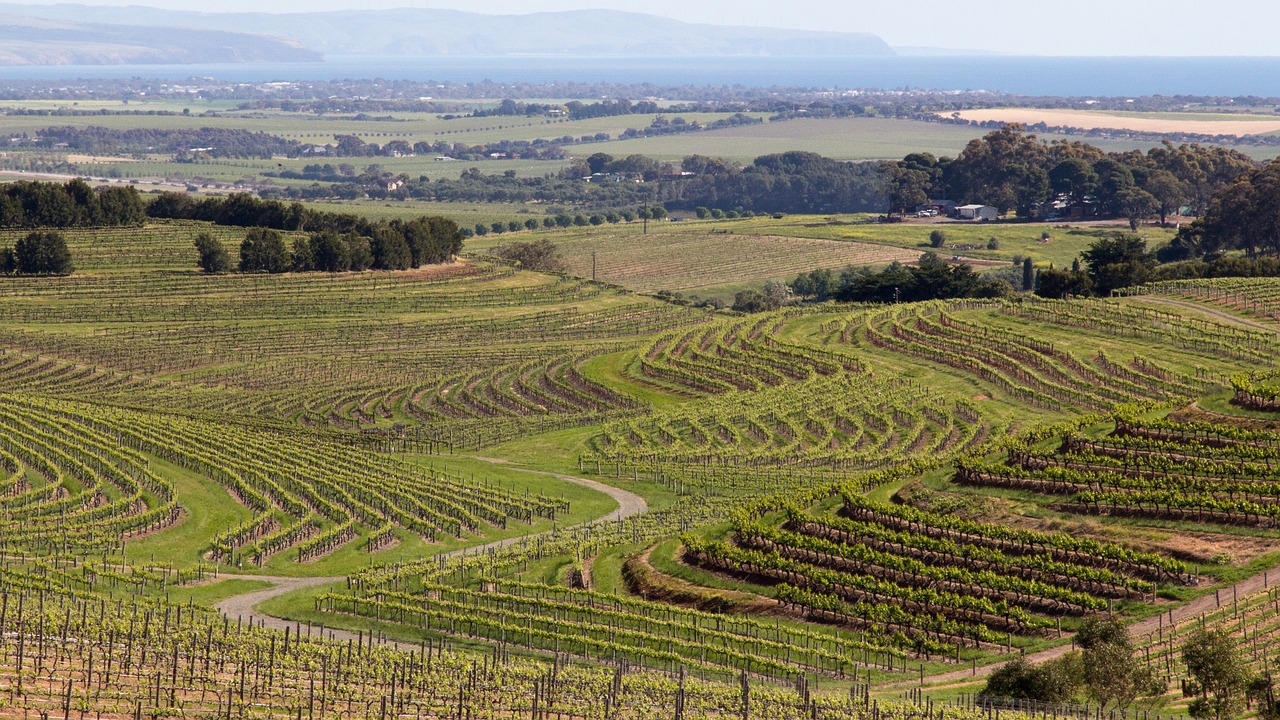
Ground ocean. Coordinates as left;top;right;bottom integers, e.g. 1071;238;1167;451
2;55;1280;97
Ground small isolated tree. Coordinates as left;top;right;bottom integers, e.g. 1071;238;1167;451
1077;615;1158;712
1021;257;1035;292
929;229;948;248
194;232;231;274
14;230;73;275
1182;628;1252;720
239;227;289;273
493;238;566;272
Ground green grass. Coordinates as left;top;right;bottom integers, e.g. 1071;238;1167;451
126;457;255;568
160;578;275;608
583;116;1175;163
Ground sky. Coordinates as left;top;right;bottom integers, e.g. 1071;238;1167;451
16;0;1280;56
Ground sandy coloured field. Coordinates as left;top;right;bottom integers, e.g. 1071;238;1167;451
949;108;1280;137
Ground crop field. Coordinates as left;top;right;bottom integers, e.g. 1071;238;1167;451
468;216;1179;293
581;116;1175;163
4;209;1280;720
471;221;925;293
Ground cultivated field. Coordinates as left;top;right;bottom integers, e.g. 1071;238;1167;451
2;209;1280;719
472;220;925;293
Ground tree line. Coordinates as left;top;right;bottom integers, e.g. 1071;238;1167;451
0;179;147;228
883;127;1256;224
146;192;464;274
983;616;1271;720
16;126;302;159
789;252;1010;304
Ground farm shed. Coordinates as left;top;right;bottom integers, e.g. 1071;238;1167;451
955;204;998;221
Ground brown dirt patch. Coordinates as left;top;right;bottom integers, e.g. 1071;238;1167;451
950;109;1280;137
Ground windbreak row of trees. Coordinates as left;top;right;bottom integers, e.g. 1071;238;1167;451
0;179;147;228
15;126;303;159
196;218;461;275
883;127;1257;222
147;192;463;267
789;252;1010;304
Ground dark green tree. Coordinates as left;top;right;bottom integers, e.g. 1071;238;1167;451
1022;257;1035;291
239;227;290;273
1035;266;1093;299
14;230;73;275
1081;234;1155;295
309;231;351;272
982;653;1083;703
193;232;231;274
370;226;412;270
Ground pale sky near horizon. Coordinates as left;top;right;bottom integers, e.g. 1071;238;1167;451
15;0;1277;56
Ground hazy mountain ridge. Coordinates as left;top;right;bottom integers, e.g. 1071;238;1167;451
0;13;321;65
0;4;895;63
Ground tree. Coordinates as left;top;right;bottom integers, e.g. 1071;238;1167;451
346;234;373;271
1022;257;1035;292
1116;187;1159;231
309;231;351;272
1142;169;1189;225
493;238;566;272
1035;266;1093;299
1081;234;1155;295
929;229;948;248
982;654;1083;703
239;228;290;273
1182;628;1252;720
193;232;231;273
1050;158;1098;207
14;230;73;275
1077;615;1158;712
369;226;412;270
0;246;14;274
882;162;932;215
291;237;315;272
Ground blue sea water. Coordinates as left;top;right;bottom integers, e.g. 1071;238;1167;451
2;55;1280;97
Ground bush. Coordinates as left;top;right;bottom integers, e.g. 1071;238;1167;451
929;229;948;248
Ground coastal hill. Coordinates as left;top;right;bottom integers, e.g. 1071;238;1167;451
0;4;895;65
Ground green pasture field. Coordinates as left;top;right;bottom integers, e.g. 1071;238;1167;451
580;116;1178;163
0;107;762;147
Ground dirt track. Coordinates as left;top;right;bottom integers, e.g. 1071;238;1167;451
886;568;1279;689
212;464;647;640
